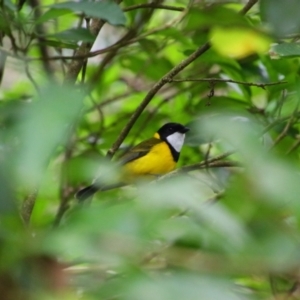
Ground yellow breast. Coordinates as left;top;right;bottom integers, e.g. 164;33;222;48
122;142;176;180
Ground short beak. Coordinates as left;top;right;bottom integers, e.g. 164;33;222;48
181;127;189;134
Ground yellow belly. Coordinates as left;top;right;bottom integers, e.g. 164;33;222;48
122;142;176;181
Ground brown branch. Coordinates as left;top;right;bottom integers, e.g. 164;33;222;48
106;0;259;159
239;0;259;15
169;78;287;89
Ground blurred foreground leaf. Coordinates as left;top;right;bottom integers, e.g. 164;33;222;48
13;84;83;187
50;1;126;26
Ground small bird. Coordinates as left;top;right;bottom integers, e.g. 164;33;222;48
76;122;189;201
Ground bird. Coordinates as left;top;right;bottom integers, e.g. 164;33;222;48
76;122;189;201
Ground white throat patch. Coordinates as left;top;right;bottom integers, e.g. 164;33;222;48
166;132;185;152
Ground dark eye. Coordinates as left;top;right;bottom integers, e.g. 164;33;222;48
169;127;173;131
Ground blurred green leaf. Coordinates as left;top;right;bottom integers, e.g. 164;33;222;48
35;8;71;24
270;43;300;58
14;84;83;187
125;273;249;300
260;0;300;36
199;113;300;209
50;1;126;26
185;6;249;30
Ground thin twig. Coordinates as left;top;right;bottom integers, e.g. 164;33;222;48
159;159;238;181
240;0;259;14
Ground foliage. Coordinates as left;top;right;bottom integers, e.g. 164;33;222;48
1;0;300;299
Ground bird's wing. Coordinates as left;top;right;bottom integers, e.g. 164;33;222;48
119;137;161;165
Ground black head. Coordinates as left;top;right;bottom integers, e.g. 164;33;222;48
157;122;189;141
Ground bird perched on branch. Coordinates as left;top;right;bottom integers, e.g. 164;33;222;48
76;122;189;201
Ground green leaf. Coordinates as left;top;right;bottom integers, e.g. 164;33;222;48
50;1;126;26
126;273;246;300
270;43;300;58
14;84;84;187
185;6;249;30
35;8;72;24
49;28;96;43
